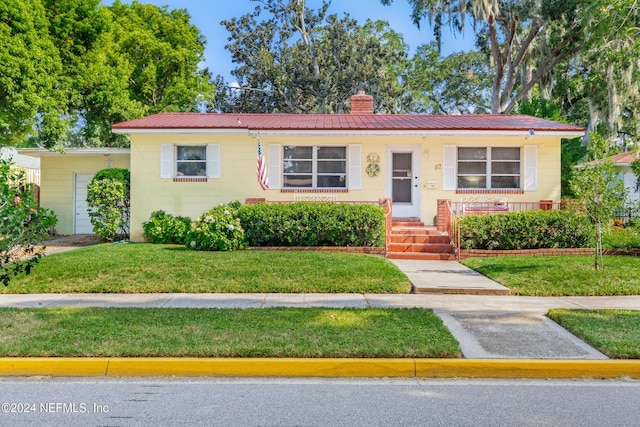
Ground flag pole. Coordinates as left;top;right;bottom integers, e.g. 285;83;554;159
256;132;269;190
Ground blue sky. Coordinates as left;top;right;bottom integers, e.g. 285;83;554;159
104;0;475;80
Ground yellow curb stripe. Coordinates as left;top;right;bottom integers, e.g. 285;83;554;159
0;358;110;377
1;358;640;379
106;358;416;377
416;359;640;379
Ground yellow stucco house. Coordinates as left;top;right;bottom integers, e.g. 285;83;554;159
21;92;584;244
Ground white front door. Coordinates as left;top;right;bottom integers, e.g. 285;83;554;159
387;147;421;218
74;173;94;234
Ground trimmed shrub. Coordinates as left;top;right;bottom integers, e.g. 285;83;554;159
627;216;640;230
459;210;594;250
185;204;245;251
87;168;130;241
237;202;385;247
142;211;191;244
602;226;640;249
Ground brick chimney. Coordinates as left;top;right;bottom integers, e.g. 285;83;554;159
350;90;374;114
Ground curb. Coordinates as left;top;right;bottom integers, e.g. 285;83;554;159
2;358;640;379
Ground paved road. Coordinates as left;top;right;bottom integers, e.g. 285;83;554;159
1;377;640;426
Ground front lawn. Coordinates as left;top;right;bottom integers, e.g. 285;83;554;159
0;307;461;358
4;244;411;294
461;255;640;296
548;309;640;359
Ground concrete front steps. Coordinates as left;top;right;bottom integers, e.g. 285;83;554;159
386;218;456;261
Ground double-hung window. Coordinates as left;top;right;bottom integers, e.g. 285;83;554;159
160;144;220;180
457;147;521;189
283;146;347;188
176;146;207;177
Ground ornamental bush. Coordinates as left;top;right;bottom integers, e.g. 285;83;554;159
142;211;191;244
1;158;57;286
237;202;385;247
185;204;245;251
459;210;594;250
602;226;640;250
87;168;130;241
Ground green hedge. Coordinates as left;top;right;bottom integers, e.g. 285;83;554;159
459;210;594;250
237;202;385;247
142;210;191;244
185;205;246;251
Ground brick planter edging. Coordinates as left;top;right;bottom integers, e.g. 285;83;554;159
603;248;640;256
459;248;640;259
249;246;385;256
459;248;593;259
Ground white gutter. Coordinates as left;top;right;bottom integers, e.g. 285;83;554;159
111;128;249;135
17;148;131;157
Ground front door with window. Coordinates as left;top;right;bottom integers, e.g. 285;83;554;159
387;147;420;218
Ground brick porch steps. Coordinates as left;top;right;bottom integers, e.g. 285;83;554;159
387;219;456;261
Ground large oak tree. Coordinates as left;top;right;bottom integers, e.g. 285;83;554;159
215;0;410;114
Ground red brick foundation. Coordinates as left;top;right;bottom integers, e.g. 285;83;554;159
245;198;266;204
249;246;385;255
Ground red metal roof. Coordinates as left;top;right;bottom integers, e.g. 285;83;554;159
112;112;585;133
585;152;639;166
610;152;638;164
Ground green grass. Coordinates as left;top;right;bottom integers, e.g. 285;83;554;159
4;244;411;294
548;309;640;359
0;307;461;358
461;255;640;296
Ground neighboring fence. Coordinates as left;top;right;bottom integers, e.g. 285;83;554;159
11;167;41;206
614;204;639;223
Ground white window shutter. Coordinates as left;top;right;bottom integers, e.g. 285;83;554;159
268;144;281;189
348;144;362;190
524;145;537;191
160;144;173;179
207;144;221;178
442;145;456;190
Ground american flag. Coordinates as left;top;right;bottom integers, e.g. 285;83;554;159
257;136;269;190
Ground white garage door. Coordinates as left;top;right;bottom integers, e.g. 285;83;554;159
74;173;94;234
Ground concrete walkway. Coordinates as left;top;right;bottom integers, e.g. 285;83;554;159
389;259;510;295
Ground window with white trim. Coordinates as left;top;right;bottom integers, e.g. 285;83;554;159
457;147;521;189
283;146;347;188
160;144;220;179
176;146;207;177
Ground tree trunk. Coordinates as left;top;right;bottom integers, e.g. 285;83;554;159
595;219;604;270
293;0;326;113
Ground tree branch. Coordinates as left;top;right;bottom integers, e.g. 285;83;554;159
503;37;583;114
